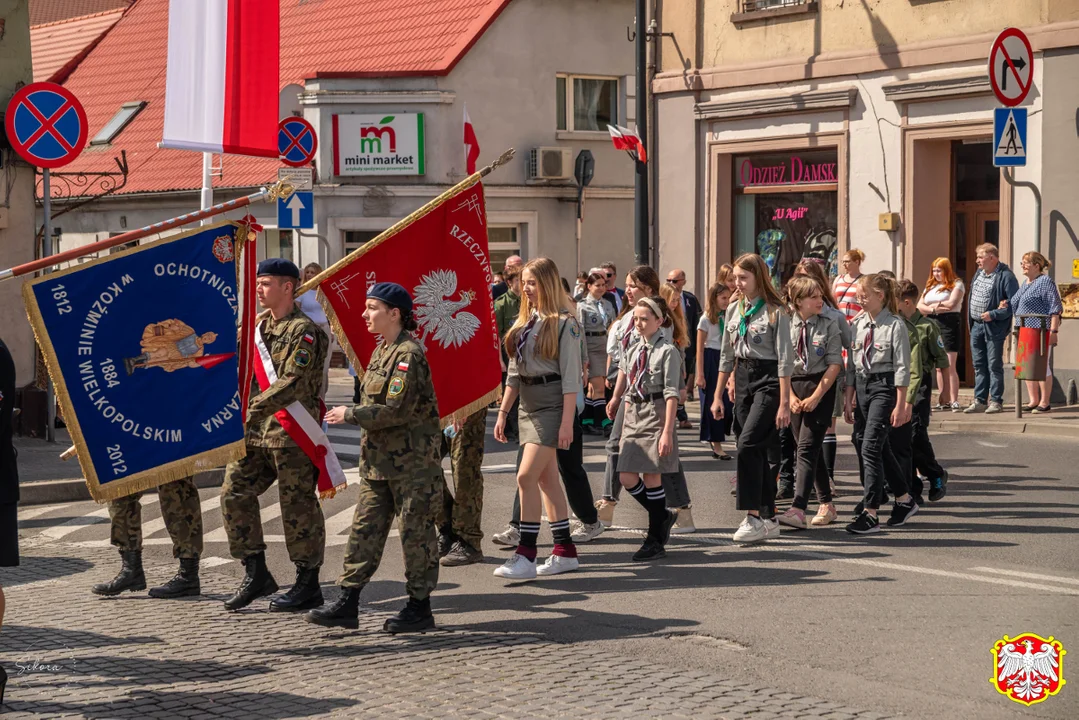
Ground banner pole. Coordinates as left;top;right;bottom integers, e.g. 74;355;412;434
42;168;56;442
0;181;292;281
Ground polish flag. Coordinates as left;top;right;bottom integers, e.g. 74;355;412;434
464;104;480;174
162;0;279;157
608;124;646;164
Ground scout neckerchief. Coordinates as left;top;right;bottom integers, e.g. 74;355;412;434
628;342;649;400
860;319;876;373
737;297;765;346
796;317;811;371
596;297;609;326
253;324;346;499
620;315;635;353
516;312;539;363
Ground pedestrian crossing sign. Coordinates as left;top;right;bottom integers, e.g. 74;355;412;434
993;107;1027;167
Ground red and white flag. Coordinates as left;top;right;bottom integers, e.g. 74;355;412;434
162;0;279;157
608;124;646;164
464;104;480;174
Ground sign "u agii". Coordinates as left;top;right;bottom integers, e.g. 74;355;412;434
332;113;426;177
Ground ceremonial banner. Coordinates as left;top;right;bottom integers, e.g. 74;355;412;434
23;223;247;501
315;183;501;424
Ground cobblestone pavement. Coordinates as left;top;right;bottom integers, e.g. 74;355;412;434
0;538;895;720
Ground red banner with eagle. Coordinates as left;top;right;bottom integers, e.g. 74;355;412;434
312;183;502;424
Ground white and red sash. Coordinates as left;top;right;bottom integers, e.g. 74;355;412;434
253;325;347;499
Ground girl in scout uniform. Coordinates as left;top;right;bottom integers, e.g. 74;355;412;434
577;271;616;435
777;277;844;530
843;274;919;535
607;296;680;561
493;258;584;580
710;254;794;546
595;266;661;527
793;259;852;521
696;283;734;460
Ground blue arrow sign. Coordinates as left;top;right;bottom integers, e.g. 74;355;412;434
993;107;1027;168
277;191;314;229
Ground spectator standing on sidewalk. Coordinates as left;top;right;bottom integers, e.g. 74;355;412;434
917;258;965;412
492;255;523;302
833;249;866;323
601;261;626;313
696;283;734;460
964;243;1019;415
1007;252;1063;413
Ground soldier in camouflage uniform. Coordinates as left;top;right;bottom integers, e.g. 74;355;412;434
220;258;328;612
307;282;443;634
438;407;486;566
91;476;203;598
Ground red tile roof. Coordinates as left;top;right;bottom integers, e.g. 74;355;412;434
30;9;127;83
30;0;132;26
49;0;512;198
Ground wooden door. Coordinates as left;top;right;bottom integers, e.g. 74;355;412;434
951;206;1000;386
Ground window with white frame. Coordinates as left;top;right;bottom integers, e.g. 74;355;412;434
556;75;618;132
487;226;521;272
343;230;380;255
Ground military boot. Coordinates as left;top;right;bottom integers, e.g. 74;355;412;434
269;566;324;612
383;596;435;634
148;557;201;599
223;552;278;611
305;587;361;629
437;532;455;559
91;550;146;596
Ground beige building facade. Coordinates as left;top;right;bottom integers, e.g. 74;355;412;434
654;0;1079;397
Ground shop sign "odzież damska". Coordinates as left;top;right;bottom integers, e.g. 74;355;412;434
739;155;838;187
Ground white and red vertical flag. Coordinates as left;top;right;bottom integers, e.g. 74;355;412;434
608;124;646;164
464;104;480;174
162;0;279;157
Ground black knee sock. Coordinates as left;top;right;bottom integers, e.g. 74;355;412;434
645;485;669;538
626;479;649;510
516;521;540;561
549;518;577;558
823;433;837;480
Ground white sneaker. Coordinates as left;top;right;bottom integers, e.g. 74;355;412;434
764;517;780;539
491;525;520;547
778;507;807;529
536;554;580;576
493;553;537;580
732;515;768;544
570;520;604;543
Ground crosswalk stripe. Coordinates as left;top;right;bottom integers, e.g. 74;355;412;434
40;496;160;540
202;501;282;544
142;495;222;539
18;503;73;522
324;505;357;537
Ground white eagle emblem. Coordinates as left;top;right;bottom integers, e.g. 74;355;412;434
413;269;481;350
996;639;1061;703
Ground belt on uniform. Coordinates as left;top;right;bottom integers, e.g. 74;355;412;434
738;358;779;370
630;391;665;404
792;370;825;383
520;373;562;386
857;372;894;382
586;331;607;337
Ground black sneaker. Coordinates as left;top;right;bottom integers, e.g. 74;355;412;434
851;501;864;520
440;541;484;567
929;470;949;502
632;538;667;562
437;533;455;559
846;512;880;535
886;500;919;527
657;509;678;546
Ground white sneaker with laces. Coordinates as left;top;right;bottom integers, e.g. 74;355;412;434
493;553;537;580
490;526;520;547
536;555;580;576
570;520;604;543
732;515;768;544
764;517;781;539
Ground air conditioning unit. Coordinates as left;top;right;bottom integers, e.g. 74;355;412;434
529;147;573;181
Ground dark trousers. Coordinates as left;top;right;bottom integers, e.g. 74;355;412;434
910;392;944;498
734;361;780;516
777;425;795;490
511;414;598;526
790;375;836;511
853;374;907;510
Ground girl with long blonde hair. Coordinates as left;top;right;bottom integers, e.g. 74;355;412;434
494;258;584;579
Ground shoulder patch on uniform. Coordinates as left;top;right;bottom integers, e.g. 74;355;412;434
302;332;315;344
294;348;312;367
569;320;581;339
397;360;410;372
937;335;945;349
388;376;405;397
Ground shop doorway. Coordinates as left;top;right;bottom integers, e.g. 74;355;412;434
950;141;1000;386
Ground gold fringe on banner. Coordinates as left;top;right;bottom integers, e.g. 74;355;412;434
21;221;247;503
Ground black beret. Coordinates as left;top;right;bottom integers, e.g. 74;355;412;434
256;258;300;279
368;282;413;314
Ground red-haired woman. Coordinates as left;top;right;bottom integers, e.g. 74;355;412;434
917;258;965;411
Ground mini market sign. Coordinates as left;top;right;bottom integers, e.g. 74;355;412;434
333;113;425;176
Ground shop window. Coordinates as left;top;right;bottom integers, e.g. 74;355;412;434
343;230;380;255
265;229;294;263
732;150;839;289
487;226;521;272
556;75;618;132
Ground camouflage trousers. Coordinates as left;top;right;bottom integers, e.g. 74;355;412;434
221;444;325;569
439;407;487;550
108;476;202;559
340;471;443;601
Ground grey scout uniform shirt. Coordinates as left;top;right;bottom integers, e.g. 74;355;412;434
620;332;681;403
789;312;844;377
845;309;911;388
821;304;853;351
507;312;584;396
718;300;795;377
578;295;615;337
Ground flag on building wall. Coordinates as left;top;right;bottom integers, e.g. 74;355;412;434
464;104;480;174
314;183;501;423
22;223;248;501
608;124;646;164
162;0;279;156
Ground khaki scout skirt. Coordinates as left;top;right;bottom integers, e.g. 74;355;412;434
618;395;679;475
586;337;607;380
518;379;565;448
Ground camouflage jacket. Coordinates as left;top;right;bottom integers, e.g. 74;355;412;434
345;331;442;481
246;306;328;448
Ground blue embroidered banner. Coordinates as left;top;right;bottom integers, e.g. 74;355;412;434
23;222;246;501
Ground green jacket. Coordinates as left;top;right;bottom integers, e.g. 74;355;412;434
903;309;950;405
493;289;520;357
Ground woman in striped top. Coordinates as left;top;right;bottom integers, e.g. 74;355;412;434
833;249;866;322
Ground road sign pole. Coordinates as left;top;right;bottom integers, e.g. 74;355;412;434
42;168;56;442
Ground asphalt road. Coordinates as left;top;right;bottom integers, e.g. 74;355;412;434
13;415;1078;719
